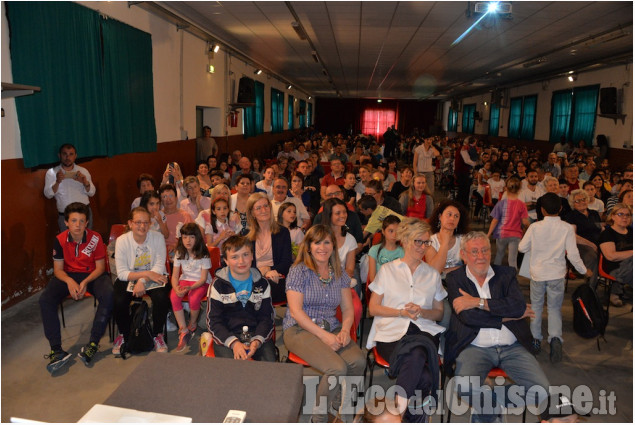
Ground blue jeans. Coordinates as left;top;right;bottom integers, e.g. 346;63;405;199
454;343;550;418
494;237;520;270
530;279;564;342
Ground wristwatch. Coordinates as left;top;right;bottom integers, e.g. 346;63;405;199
478;298;485;310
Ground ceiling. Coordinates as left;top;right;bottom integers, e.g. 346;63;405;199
154;1;633;100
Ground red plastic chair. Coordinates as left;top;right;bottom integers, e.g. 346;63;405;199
287;289;362;366
108;224;126;245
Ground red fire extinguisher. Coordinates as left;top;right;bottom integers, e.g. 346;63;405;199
230;111;238;128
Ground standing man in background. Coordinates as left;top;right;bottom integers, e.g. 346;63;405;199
413;137;440;189
196;125;218;162
44;144;96;232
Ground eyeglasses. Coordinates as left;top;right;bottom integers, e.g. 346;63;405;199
615;212;632;218
413;239;433;247
253;204;271;212
466;248;491;256
573;198;587;204
327;191;343;198
132;221;150;226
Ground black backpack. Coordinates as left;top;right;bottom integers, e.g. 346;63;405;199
572;284;608;348
122;299;154;358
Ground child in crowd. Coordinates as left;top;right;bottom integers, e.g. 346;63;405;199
139;190;169;239
518;193;590;363
486;176;529;270
206;235;277;361
486;170;505;205
277;202;304;258
367;215;403;283
171;223;212;352
558;178;570;198
204;196;239;249
343;171;358;205
583;181;605;214
130;173;155;210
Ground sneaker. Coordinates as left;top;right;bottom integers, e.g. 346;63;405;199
550;338;563;364
78;342;99;366
44;349;72;374
112;334;124;357
154;333;168;353
176;330;192;352
610;294;624;307
531;338;542;355
200;332;213;357
166;312;178;332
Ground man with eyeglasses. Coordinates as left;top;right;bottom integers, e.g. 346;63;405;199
270;177;310;229
444;231;550;422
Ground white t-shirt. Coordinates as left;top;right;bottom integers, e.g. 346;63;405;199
518;186;545;220
588;198;605;214
174;253;212;283
487;178;506;200
430;234;463;271
337;233;358;266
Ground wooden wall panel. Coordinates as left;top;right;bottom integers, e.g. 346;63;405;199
1;130;298;309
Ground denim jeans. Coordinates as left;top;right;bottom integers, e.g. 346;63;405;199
530;279;565;342
454;343;550;418
494;237;520;270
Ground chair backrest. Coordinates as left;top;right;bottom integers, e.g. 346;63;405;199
335;289;362;342
371;232;383;246
598;254;615;279
482;184;492;205
207;245;222;278
109;224;126;245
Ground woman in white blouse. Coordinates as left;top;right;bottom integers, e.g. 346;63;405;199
321;198;359;281
367;217;446;422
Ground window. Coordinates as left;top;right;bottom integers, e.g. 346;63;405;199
448;108;458;131
7;2;156;167
549;85;599;146
288;95;294;129
508;95;537;140
271;88;284;133
299;100;306;128
549;91;573;142
361;109;396;140
489;103;500;136
307;103;313;127
462;104;476;134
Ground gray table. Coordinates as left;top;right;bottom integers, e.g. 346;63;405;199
104;353;305;423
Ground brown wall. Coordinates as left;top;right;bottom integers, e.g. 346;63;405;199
1;130;299;309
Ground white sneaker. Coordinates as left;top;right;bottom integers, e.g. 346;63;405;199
153;333;168;353
112;334;124;357
166;313;178;332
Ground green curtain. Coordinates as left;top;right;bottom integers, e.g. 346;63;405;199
101;17;156;155
519;95;537;140
508;97;523;138
462;104;475;134
243;78;256;138
255;81;264;134
299;100;306;128
308;103;313;127
288;95;294;129
7;2;106;167
448;109;457;131
570;85;599;146
489;103;500;136
549;90;573;143
271;88;283;133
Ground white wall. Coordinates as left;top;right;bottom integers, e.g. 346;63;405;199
445;64;633;149
1;1;314;161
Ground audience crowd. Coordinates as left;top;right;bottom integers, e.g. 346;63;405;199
40;130;632;422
